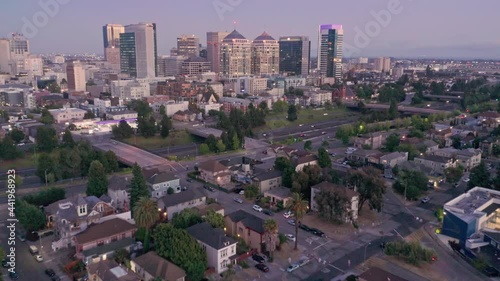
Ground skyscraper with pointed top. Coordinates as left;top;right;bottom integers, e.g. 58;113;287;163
251;32;279;75
220;30;251;78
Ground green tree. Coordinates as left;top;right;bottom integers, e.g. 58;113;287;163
468;162;491;190
112;120;134;140
444;166;464;184
104;150;119;173
287;105;298;121
318;147;331;168
130;163;149;215
244;184;260;199
336;124;354;145
384;133;400;152
36;126;58;152
216;139;226;153
61;129;75;148
314;186;349;223
114;248;130;266
153;224;208;281
231;133;240;150
286;193;309;250
204;209;225;229
86;160;108;197
397;143;419;160
46;82;61;93
15;200;46;231
282;167;295;188
272;100;288;113
274;157;292;171
9;128;25;143
171;208;203;229
133;197;158;252
304;140;312;151
23;187;65;207
40;108;54;124
205;134;217;152
159;105;166;116
389;99;398;119
36;153;56;183
393;169;428;200
263;219;278;258
138;116;157;138
0;136;22;160
83;110;96;119
348;167;386;213
160;115;171;138
199;143;210;155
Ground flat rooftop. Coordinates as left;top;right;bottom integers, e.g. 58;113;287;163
445;187;500;222
187;127;223;138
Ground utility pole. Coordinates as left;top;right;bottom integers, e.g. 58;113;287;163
44;170;48;186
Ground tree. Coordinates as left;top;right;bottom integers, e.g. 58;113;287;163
389;99;398;119
444;166;464;184
397;143;419;160
46;82;61;93
204;209;225;229
160;115;171;138
86;161;108;197
393;169;428;200
336;124;354;145
171;208;202;229
36;126;58;152
314;186;349;223
205;134;217;152
272;100;288;113
112;120;134;140
283;167;294;188
36;153;56;183
114;248;130;266
130;163;149;215
303;140;312;151
199;143;210;155
159;104;166;116
23;187;65;207
274;157;292;171
244;184;260;199
286;193;309;250
104;150;119;173
138;116;157;138
468;162;491;190
348;167;386;213
384;133;400;152
287;105;298;121
216;139;226;153
9;128;25;143
318;147;331;168
133;197;158;251
153;224;208;281
61;129;75;148
40;108;54;124
83;110;96;119
0;136;22;160
231;133;240;150
263;219;278;258
15;200;46;231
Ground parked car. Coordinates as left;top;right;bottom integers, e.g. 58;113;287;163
298;257;310;266
287;219;296;226
255;263;269;272
283;211;293;218
463;178;470;183
233;188;244;194
34;255;43;262
252;205;263;212
252;254;265;263
181;186;187;191
186;178;193;183
45;269;56;277
321;131;326;135
233;197;243;204
263;209;274;216
299;223;313;232
29;245;38;255
285;234;296;242
311;229;325;237
421;197;430;203
204;185;215;192
300;133;306;137
286;264;300;272
239;190;245;195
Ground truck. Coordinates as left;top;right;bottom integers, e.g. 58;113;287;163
29;245;39;255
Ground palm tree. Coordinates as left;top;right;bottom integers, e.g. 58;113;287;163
263;219;278;258
133;197;158;251
287;192;309;250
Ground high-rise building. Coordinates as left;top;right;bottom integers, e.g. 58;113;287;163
278;36;310;76
0;39;11;74
374;57;391;72
181;57;211;76
157;55;187;77
66;60;86;92
206;31;229;73
220;30;251;78
318;24;343;81
102;24;124;58
251;32;279;76
177;35;200;58
120;23;158;78
9;33;30;75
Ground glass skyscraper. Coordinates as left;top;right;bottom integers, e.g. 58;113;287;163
278;36;310;76
318;24;343;81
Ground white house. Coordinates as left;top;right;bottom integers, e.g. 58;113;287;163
107;176;130;211
156;189;206;220
310;182;360;222
146;172;181;198
186;222;237;274
48;107;87;123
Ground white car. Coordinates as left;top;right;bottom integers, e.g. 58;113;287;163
463;178;470;183
233;197;243;204
252;205;263;212
35;255;43;262
285;234;296;242
283;211;293;218
239;190;245;195
287;264;300;272
287;219;296;226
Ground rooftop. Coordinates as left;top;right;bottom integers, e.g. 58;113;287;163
132;251;186;281
197;159;227;173
87;259;141;281
312;181;360;200
227;210;265;234
223;29;247;41
74;218;137;245
415;154;453;163
358;267;409;281
444;187;500;223
146;172;178;185
264;187;292;199
157;188;205;208
253;170;282;182
254;32;276;41
187;222;237;250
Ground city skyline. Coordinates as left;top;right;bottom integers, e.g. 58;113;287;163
0;0;499;59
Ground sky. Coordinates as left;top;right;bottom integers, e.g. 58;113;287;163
0;0;499;59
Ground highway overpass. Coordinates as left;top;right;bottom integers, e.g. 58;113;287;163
344;102;451;115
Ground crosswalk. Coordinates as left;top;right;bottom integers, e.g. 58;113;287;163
354;256;387;273
404;227;428;243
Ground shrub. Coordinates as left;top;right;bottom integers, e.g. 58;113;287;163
384;240;435;266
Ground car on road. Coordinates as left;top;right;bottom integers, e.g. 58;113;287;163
463;178;470;183
255;263;269;272
263;209;274;216
29;245;38;255
252;254;265;263
186;178;193;183
9;271;19;280
329;152;336;156
45;269;56;277
299;124;303;127
299;223;313;232
35;254;43;262
287;219;296;226
285;234;296;242
233;188;244;194
421;197;430;203
262;133;267;137
252;205;263;212
311;125;315;128
283;211;293;218
286;264;300;272
321;131;326;135
298;257;311;266
234;197;243;204
300;133;306;137
311;229;325;237
204;185;215;192
239;190;245;195
262;150;268;154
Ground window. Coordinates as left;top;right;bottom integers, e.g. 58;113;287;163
221;249;228;258
97;240;104;246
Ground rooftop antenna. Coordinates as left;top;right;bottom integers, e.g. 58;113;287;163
233;20;237;30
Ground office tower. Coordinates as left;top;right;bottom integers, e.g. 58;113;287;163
318;24;343;81
0;39;10;74
120;23;158;78
206;31;229;73
181;57;211;75
278;36;310;76
220;30;251;78
66;60;86;91
374;57;391;72
9;33;30;75
251;32;279;75
157;55;187;76
102;24;124;57
177;35;200;58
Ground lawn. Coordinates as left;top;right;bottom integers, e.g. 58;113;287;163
0;153;37;171
124;130;195;150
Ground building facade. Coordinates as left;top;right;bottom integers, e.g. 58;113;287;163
251;32;279;75
318;24;343;81
220;30;252;78
177;35;200;58
66;60;86;92
278;36;310;76
207;31;229;74
120;23;158;78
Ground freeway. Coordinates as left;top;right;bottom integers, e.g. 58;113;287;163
344;102;451;114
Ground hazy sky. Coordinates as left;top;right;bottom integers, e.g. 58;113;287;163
1;0;499;59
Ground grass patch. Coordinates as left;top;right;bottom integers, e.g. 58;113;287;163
124;130;194;150
0;153;37;171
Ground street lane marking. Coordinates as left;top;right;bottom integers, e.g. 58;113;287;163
328;263;345;273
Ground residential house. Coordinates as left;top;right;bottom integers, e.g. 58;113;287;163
252;170;282;193
379;152;408;168
264;187;292;210
422;139;439;154
225;210;268;253
198;160;231;186
358;267;409;281
146;172;181;198
414;155;456;175
73;218;137;264
88;259;142;281
106;110;138;120
478;111;500;128
172;110;197;122
294;155;318;172
107;176;130;212
428;128;453;147
353;133;384;149
131;251;186;281
48;107;86;123
187;222;237;274
156;189;206;220
45;194;115;249
194;203;225;217
481;138;498;156
347;149;379;165
219;97;251;114
310;181;360;223
432;147;482;171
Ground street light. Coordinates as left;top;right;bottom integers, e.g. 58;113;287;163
363;242;371;265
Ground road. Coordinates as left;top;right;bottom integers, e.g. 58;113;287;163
344;102;451;115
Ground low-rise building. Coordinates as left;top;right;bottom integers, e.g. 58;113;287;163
353;133;384;149
252;170;282;193
107;176;130;212
106;110;138;120
225;210;267;253
414;154;456;175
146;172;181;198
478;111;500;128
264;187;292;210
172;110;197;122
156;189;206;220
294;155;318;172
88;259;143;281
187;222;237;274
310;182;360;223
422;139;439;154
198;160;231;186
131;251;186;281
432;147;482;171
379;152;408;168
193;203;224;217
48;107;87;123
